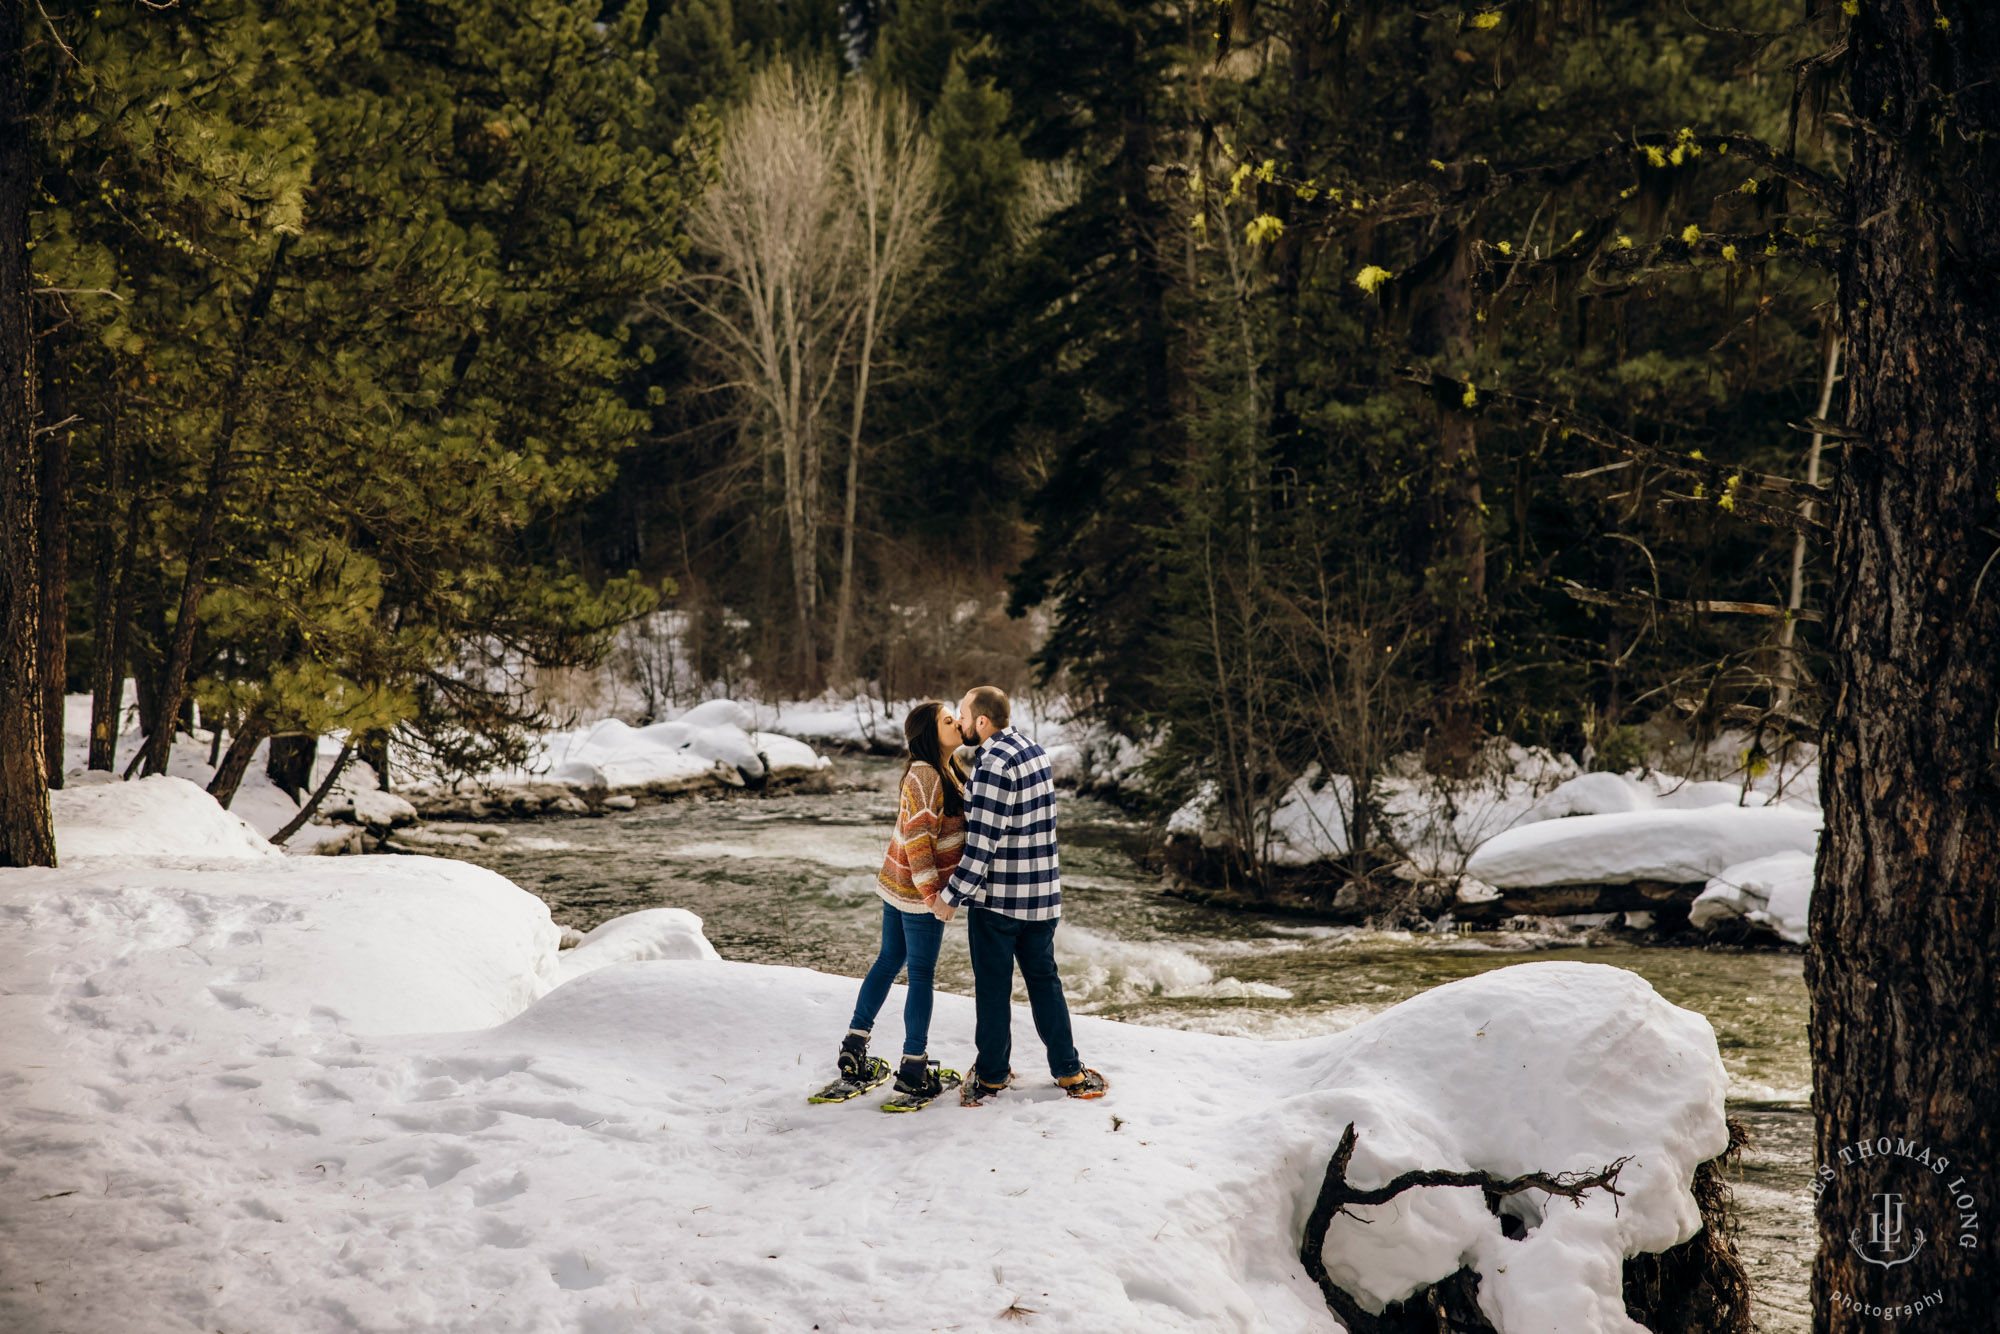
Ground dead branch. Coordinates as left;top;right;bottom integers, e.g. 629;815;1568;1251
1559;580;1823;623
1300;1123;1631;1332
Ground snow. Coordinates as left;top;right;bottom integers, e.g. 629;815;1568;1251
456;704;833;796
51;775;282;864
552;907;722;985
0;781;1731;1334
1518;773;1769;825
1269;768;1357;864
1466;806;1821;888
1300;966;1725;1324
1689;851;1816;944
322;784;420;829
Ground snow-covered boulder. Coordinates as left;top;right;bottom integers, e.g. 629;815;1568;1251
323;785;419;829
1519;771;1656;822
752;731;832;780
676;697;757;732
51;775;281;864
553;907;721;984
1467;806;1821;888
1299;962;1727;1327
1689;850;1814;944
1651;778;1769;810
545;717;742;792
1268;767;1356;864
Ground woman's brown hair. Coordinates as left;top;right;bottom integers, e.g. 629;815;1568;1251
902;700;967;818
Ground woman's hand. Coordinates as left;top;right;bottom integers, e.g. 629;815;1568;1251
930;899;957;922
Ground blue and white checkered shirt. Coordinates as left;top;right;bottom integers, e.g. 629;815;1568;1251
937;726;1060;920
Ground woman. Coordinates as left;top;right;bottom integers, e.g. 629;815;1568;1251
834;700;968;1103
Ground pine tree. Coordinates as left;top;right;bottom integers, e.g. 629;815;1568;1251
0;0;53;865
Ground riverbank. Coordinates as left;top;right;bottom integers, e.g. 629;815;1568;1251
4;776;1749;1334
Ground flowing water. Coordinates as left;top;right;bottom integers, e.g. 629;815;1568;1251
437;754;1814;1330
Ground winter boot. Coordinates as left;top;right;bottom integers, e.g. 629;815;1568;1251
895;1055;942;1099
837;1029;871;1081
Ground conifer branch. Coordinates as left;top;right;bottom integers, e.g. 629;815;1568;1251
1398;367;1830;531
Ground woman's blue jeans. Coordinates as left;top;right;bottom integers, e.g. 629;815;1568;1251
850;899;946;1057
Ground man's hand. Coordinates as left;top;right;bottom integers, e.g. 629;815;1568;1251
931;899;958;922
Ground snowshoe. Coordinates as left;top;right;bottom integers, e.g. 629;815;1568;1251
881;1059;961;1113
959;1069;1013;1107
1056;1068;1109;1100
808;1056;892;1104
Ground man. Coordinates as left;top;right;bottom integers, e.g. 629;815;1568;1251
933;685;1108;1104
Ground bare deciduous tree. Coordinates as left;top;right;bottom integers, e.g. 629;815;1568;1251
668;64;937;689
830;81;938;686
672;63;856;684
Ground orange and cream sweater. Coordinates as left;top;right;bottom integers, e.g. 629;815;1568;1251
877;762;968;913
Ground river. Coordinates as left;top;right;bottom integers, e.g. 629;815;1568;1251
433;754;1814;1330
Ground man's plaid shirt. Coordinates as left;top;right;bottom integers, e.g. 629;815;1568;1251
937;726;1061;920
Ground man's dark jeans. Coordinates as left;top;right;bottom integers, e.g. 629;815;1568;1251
967;906;1080;1086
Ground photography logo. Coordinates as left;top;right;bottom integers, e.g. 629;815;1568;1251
1853;1190;1923;1268
1811;1133;1983;1320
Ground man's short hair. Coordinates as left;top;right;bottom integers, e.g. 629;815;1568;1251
966;685;1010;730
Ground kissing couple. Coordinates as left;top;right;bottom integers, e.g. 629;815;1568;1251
827;686;1109;1110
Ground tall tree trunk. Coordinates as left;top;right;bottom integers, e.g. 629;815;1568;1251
38;331;71;788
271;740;352;846
206;714;270;809
780;419;820;686
87;427;137;772
266;733;317;803
1429;231;1485;767
830;313;874;688
1810;3;2000;1326
0;0;53;867
142;236;291;777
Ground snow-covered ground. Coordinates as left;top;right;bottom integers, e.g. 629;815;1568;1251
0;781;1732;1333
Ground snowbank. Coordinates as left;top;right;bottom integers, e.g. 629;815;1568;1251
1517;771;1771;824
1;833;1729;1333
1689;851;1815;944
51;775;281;864
450;703;834;800
1466;806;1822;888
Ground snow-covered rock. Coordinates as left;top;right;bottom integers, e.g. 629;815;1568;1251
1300;963;1726;1326
1650;778;1769;810
1269;768;1356;864
1519;771;1657;822
552;907;722;984
752;731;832;780
323;785;420;829
0;837;1729;1333
1689;850;1815;944
536;717;751;792
473;707;834;798
51;775;281;864
676;697;757;732
1467;806;1821;888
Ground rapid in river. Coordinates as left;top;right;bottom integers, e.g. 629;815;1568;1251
434;753;1814;1330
